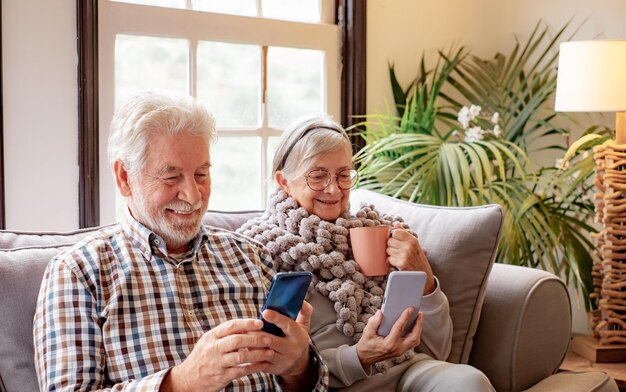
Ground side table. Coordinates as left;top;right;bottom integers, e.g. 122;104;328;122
559;337;626;392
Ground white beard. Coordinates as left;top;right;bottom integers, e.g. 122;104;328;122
130;189;204;250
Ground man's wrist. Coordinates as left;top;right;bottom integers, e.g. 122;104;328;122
160;365;189;392
279;347;319;391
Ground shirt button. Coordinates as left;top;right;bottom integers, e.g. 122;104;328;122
154;239;160;245
144;250;150;258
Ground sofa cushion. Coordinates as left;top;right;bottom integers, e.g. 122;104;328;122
0;224;109;392
0;246;76;392
0;225;113;250
523;371;619;392
202;210;263;231
349;189;504;364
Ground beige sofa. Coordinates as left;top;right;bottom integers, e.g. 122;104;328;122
0;189;617;392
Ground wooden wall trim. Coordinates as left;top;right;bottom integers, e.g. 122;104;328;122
337;0;366;151
77;0;99;228
0;0;6;229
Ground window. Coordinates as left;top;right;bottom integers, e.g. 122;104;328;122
98;0;340;223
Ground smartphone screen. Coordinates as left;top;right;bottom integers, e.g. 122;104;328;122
259;271;313;336
377;271;427;337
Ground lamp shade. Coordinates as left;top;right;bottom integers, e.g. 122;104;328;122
555;40;626;112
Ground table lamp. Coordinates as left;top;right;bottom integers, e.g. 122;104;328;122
555;40;626;346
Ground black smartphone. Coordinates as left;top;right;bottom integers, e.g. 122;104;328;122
259;271;313;336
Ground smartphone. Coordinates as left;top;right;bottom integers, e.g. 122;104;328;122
377;271;427;337
259;271;313;336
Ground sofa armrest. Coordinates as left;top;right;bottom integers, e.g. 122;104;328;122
468;263;571;392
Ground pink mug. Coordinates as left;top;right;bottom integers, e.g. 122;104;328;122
349;225;391;276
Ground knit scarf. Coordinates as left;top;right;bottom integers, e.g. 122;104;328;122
237;190;416;371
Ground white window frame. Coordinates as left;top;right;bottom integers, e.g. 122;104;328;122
98;0;341;224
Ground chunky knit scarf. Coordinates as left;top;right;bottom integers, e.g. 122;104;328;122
237;190;417;371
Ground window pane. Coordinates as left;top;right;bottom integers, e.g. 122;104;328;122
267;47;324;128
115;35;188;105
191;0;256;16
210;137;262;210
112;0;184;9
197;42;261;129
262;0;320;22
266;136;281;199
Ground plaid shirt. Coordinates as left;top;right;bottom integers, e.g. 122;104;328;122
34;210;329;391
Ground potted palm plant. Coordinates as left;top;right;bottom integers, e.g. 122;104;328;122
353;21;604;310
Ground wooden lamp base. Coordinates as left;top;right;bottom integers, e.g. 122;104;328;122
572;334;626;363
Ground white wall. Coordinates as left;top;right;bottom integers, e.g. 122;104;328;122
2;0;78;230
368;0;626;116
366;0;473;116
474;0;626;56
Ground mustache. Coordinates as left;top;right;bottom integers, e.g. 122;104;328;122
164;201;202;213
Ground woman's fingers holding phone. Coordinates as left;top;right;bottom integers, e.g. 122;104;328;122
403;312;423;347
356;309;421;366
386;307;415;339
362;309;383;338
356;311;389;366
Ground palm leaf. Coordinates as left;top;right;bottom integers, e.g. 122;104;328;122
355;20;602;310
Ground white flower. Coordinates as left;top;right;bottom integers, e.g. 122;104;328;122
469;104;482;118
457;106;471;129
465;127;485;143
492;125;502;137
457;104;502;137
555;158;569;170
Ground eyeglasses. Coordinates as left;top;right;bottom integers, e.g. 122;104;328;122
304;169;359;191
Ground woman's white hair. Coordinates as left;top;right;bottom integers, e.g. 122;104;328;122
273;114;353;180
108;90;216;176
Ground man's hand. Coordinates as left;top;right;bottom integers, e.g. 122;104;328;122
356;308;423;367
387;223;436;294
261;301;318;390
160;319;274;392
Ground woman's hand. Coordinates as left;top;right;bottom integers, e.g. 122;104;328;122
355;308;423;367
387;223;436;294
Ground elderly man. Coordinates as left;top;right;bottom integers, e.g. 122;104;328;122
33;90;329;391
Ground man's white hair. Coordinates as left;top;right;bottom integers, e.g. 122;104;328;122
108;90;217;177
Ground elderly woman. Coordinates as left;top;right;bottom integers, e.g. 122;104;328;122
238;115;494;392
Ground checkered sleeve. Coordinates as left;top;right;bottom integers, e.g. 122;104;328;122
252;242;277;291
33;258;171;391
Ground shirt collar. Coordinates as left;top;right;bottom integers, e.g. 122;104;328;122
121;208;209;263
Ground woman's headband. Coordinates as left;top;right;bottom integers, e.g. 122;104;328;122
278;126;345;171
